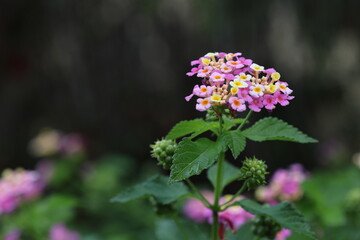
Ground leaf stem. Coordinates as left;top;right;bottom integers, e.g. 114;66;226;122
220;181;248;209
185;179;211;208
237;110;253;130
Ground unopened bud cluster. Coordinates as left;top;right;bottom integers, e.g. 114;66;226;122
240;157;268;189
251;215;281;239
150;139;177;170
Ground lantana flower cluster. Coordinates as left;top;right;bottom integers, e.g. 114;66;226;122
0;169;44;215
183;191;291;240
255;164;308;203
186;52;294;113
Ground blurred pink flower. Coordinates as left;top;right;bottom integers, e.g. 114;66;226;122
276;229;292;240
183;191;213;222
256;164;308;202
183;191;254;236
4;230;21;240
29;128;84;157
0;169;44;215
50;224;80;240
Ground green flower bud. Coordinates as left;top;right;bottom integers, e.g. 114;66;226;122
251;215;281;239
240;157;268;190
150;139;177;170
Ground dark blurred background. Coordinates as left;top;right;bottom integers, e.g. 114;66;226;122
0;0;359;172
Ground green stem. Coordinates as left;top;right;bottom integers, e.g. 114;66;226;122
211;115;225;240
237;110;253;130
173;214;189;240
185;179;211;208
211;151;225;240
220;181;248;209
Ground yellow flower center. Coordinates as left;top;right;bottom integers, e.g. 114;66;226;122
271;72;281;80
269;84;277;93
233;99;241;106
231;87;238;94
201;99;209;106
211;95;222;102
202;58;210;65
254;87;262;93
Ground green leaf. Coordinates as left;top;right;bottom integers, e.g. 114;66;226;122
189;122;219;139
111;175;189;204
166;119;216;140
166;118;244;140
207;161;241;191
226;223;256;240
170;138;223;182
236;199;317;239
223;130;246;159
155;218;207;240
242;117;318;143
223;117;244;130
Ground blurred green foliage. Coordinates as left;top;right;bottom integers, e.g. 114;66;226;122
0;152;159;239
297;166;360;240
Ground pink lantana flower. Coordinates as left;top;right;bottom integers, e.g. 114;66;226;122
196;98;211;111
210;72;225;84
274;91;294;106
263;94;278;110
197;66;213;78
235;72;251;81
229;97;246;112
187;66;201;76
194;85;213;97
226;61;244;69
248;97;264;112
220;64;232;73
186;52;294;113
230;79;248;89
264;68;276;75
183;191;213;222
185;85;213;101
276;82;293;95
249;84;265;98
237;89;253;103
238;57;253;66
250;63;264;72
